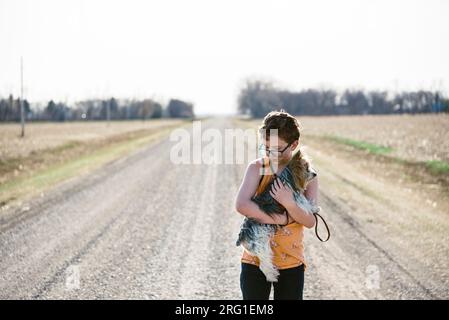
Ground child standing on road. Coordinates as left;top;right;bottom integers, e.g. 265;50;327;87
235;109;320;300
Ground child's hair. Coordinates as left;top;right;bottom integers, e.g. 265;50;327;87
258;108;301;144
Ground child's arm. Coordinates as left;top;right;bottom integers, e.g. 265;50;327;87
235;160;288;225
285;176;319;228
269;176;318;228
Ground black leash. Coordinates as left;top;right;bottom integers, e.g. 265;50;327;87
313;212;330;242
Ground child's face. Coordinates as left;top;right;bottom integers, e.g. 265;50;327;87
264;137;299;165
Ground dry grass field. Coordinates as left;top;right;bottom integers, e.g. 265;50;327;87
0;119;191;210
245;113;449;163
0;119;186;160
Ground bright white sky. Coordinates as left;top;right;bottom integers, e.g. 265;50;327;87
1;0;448;115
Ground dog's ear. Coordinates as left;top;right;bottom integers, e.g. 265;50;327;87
287;149;307;190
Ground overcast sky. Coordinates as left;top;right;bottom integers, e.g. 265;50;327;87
1;0;448;115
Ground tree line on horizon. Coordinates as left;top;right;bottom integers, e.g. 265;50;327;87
238;81;449;118
0;96;195;122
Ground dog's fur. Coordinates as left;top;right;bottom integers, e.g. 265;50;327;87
236;147;321;282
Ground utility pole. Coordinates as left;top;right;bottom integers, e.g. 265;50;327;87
20;56;25;137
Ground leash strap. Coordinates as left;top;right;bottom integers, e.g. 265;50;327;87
313;212;331;242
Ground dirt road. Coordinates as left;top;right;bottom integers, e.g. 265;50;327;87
0;116;447;299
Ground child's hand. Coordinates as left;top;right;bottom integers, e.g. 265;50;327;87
269;178;295;209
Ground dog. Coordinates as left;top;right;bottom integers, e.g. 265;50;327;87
236;147;321;282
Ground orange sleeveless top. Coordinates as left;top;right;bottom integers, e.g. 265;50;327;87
241;157;307;270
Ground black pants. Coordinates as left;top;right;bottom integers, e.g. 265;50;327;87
240;263;304;300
